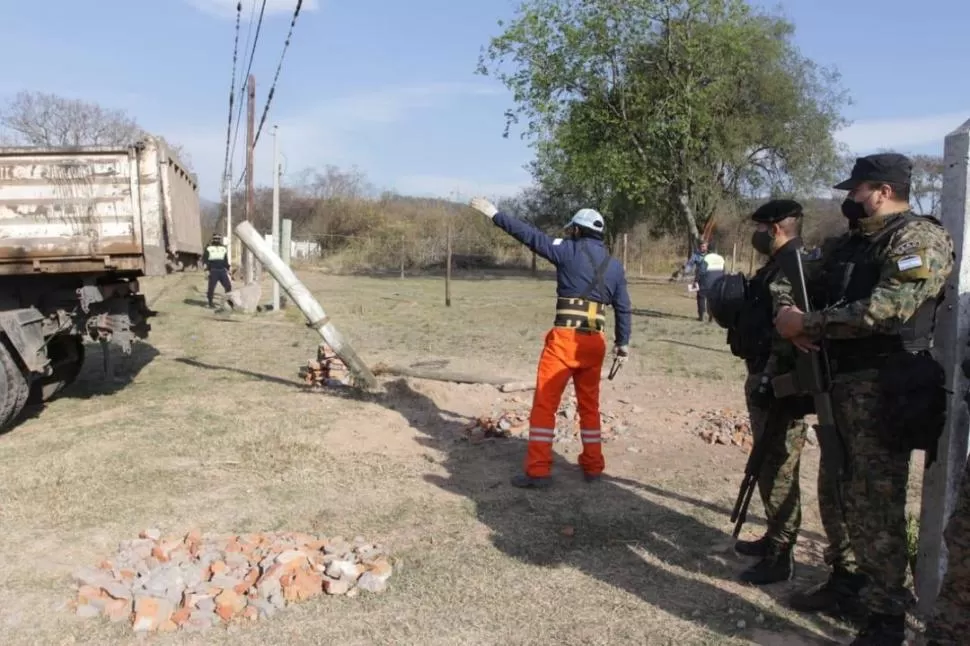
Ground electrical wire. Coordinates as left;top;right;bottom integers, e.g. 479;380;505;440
220;1;244;194
252;0;305;147
229;0;268;188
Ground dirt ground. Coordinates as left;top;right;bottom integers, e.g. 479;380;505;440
0;269;922;645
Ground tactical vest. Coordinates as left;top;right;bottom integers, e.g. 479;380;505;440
819;213;945;362
727;261;778;372
206;245;228;261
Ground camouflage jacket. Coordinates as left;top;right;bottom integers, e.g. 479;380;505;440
770;210;954;341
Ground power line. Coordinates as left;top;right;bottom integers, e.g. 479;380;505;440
229;0;268;186
252;0;306;147
227;0;257;180
221;1;244;194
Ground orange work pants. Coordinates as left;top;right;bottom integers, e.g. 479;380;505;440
525;327;607;478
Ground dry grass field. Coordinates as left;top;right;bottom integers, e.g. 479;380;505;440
0;268;925;645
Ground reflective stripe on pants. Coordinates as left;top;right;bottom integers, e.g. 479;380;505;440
525;327;606;478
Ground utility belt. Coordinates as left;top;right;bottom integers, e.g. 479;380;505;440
553;297;606;333
826;336;905;374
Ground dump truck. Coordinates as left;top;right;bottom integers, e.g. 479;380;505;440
0;135;204;429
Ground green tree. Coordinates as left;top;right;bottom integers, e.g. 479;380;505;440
478;0;850;243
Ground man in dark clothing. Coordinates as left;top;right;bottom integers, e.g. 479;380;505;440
468;196;632;488
202;233;233;309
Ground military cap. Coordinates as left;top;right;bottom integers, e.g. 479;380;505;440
833;152;912;191
750;199;803;224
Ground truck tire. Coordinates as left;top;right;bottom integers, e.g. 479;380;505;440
29;335;84;404
0;337;30;430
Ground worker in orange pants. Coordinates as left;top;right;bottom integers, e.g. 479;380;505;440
468;197;632;487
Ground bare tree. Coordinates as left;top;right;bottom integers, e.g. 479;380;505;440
0;90;195;172
910;154;944;217
0;91;143;147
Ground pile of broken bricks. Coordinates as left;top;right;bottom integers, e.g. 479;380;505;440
298;344;348;388
690;408;754;451
688;408;819;452
71;529;393;633
463;394;628;444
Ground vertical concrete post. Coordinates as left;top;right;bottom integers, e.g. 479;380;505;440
280;219;292;309
917;118;970;612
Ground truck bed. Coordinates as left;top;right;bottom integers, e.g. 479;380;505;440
0;137;203;276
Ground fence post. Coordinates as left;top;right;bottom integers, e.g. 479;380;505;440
445;219;453;307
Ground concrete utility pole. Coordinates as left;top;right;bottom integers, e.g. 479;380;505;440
234;221;378;389
225;167;233;265
272;125;281;311
244;74;256;285
916;117;970;612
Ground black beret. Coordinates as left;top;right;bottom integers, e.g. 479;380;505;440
751;199;803;224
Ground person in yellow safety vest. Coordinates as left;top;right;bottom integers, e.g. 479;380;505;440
685;241;725;321
202;233;233;309
468;196;633;488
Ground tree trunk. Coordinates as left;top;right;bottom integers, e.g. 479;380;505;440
677;192;701;245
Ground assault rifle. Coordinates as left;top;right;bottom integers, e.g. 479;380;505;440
771;239;849;482
729;393;784;538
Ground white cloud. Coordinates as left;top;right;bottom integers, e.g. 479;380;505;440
161;82;510;200
836;111;970;153
183;0;320;20
392;174;531;201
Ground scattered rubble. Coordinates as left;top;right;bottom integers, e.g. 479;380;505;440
690;409;754;451
70;530;393;633
688;408;819;452
462;394;632;444
299;344;348;388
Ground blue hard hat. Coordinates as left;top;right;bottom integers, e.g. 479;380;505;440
565;208;605;233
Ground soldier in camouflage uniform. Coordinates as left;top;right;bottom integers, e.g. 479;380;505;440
774;153;955;646
729;200;812;584
924;453;970;646
768;234;867;619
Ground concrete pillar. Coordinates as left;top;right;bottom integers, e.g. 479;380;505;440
917;118;970;612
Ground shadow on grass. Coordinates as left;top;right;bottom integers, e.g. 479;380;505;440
171;354;844;644
376;378;841;644
12;341;160;430
654;338;734;355
632;308;698;321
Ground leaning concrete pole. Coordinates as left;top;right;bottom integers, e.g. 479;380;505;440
234;220;378;390
916;117;970;612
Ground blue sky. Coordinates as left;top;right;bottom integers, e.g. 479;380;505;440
1;0;968;203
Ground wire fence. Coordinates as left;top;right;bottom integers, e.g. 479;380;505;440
286;230;728;278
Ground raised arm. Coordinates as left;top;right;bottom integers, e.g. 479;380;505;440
468;197;564;264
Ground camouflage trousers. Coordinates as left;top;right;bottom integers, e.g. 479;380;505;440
924;453;970;644
743;373;851;565
831;374;911;616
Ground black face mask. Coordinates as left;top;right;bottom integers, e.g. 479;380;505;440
751;230;773;256
840;198;868;222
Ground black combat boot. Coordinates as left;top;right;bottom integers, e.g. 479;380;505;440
739;542;794;585
849;613;905;646
788;566;868;619
735;535;770;557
